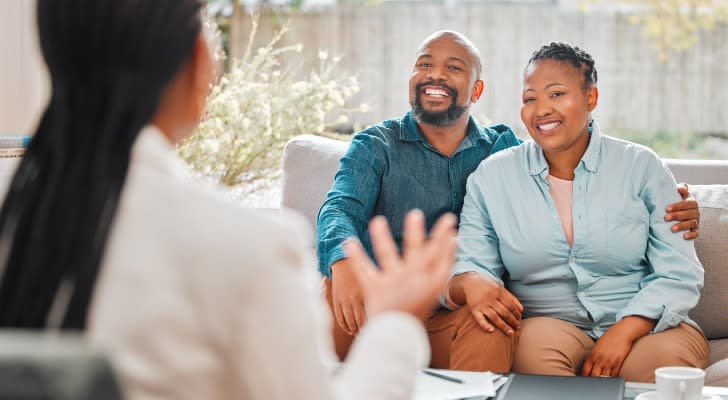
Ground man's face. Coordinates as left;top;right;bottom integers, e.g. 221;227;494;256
408;36;482;127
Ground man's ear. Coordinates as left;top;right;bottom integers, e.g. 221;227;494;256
587;86;599;112
471;80;484;103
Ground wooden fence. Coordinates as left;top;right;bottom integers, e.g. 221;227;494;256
231;3;728;136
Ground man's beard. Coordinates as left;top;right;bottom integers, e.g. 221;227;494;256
411;82;468;127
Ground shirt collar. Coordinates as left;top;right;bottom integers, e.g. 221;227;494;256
399;111;490;152
132;124;190;179
527;120;603;176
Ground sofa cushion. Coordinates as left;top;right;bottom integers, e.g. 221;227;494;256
706;358;728;387
687;185;728;340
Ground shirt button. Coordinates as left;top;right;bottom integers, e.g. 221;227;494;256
577;290;585;297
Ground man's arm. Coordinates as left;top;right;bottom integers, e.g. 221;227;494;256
316;133;384;277
316;132;386;335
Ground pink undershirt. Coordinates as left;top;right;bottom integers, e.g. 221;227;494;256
443;174;574;310
547;174;574;246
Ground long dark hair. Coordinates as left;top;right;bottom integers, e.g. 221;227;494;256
0;0;203;330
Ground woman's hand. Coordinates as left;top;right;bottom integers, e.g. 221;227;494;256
449;273;522;336
581;316;655;378
343;210;458;322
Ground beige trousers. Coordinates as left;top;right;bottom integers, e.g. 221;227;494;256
324;278;516;372
512;317;710;383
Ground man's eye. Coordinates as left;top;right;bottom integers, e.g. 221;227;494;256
418;63;432;68
522;98;535;104
448;65;461;71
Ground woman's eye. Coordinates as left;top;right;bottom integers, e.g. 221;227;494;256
522;98;535;104
418;63;432;68
551;91;565;98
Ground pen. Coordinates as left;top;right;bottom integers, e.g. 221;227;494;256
422;370;464;384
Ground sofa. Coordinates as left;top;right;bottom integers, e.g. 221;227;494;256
281;134;728;386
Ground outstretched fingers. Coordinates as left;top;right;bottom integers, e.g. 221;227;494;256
368;216;401;273
402;209;426;265
421;212;458;274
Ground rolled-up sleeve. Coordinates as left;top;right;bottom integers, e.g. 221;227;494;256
316;134;385;277
615;157;704;332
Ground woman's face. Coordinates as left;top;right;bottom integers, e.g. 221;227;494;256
520;59;597;157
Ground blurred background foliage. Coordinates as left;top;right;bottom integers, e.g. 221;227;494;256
581;0;728;61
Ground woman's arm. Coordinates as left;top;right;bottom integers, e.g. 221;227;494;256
615;157;704;332
445;166;522;335
581;316;656;377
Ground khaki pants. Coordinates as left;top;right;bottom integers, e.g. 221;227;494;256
512;316;710;383
323;278;516;372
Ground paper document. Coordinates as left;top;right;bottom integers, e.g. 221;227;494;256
413;369;500;400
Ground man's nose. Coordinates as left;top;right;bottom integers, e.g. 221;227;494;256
427;66;448;81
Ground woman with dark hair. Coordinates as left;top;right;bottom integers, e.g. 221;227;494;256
0;1;458;398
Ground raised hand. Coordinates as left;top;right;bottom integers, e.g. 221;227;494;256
343;209;458;321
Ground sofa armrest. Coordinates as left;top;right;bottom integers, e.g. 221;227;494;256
281;135;349;235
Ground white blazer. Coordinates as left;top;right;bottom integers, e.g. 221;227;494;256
88;125;429;399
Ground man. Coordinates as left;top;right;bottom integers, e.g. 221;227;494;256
316;30;700;371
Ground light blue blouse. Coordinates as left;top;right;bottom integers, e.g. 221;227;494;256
450;122;703;338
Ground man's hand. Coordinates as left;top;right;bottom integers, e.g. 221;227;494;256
581;316;655;378
665;183;700;240
331;259;367;336
450;273;522;336
344;210;457;322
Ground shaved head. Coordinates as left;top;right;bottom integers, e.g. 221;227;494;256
415;30;482;81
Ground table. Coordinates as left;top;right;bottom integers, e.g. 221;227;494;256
624;381;728;399
413;371;728;399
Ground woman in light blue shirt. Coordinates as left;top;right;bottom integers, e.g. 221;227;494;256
445;43;709;382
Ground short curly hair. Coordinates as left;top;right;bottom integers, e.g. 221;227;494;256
527;42;598;90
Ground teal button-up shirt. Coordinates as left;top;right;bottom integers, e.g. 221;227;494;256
452;122;703;338
316;112;522;277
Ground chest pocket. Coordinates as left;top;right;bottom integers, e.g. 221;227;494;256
606;207;649;264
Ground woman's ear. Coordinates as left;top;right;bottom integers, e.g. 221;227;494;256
190;33;214;115
587;86;599;112
183;33;215;124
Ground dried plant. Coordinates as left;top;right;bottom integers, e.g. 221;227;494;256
177;14;365;187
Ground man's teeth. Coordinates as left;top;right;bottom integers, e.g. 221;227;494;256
425;88;449;97
538;122;561;131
